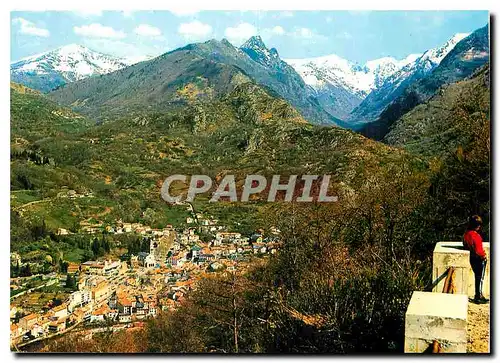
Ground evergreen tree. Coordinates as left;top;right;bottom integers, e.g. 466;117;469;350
65;273;76;289
92;237;101;258
102;232;110;252
60;260;69;273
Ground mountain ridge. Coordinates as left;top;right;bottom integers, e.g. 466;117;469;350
361;25;489;140
13;27;486;129
49;37;340;125
346;32;470;126
285;53;421;120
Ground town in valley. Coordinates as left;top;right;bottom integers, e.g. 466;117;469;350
10;207;281;349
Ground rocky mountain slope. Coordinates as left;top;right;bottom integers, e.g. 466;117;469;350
361;25;489;140
284;30;476;125
285;54;420;120
347;33;469;126
49;37;338;125
384;64;490;157
15;28;483;128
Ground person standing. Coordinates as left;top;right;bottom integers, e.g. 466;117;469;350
463;215;489;304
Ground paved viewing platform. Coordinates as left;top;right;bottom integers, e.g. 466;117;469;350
405;241;490;353
432;241;490;297
405;291;468;353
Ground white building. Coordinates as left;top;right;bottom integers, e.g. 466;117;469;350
68;290;91;312
119;315;132;323
103;261;121;276
215;232;242;244
144;254;156;268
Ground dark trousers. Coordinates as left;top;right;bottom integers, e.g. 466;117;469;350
470;256;486;299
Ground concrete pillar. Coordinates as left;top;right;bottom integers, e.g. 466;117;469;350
404;291;468;353
432;242;490;298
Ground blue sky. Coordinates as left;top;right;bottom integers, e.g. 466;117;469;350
10;10;488;63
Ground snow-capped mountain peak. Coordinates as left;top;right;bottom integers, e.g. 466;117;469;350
241;35;267;51
414;33;470;71
10;44;137;92
285;53;419;97
378;32;471;91
240;36;285;70
285;31;470;101
345;32;472;124
283;31;473;124
54;43;89;57
11;44;128;83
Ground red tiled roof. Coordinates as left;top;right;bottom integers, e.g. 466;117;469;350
93;306;110;315
22;313;38;321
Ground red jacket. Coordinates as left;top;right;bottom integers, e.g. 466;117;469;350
463;230;486;259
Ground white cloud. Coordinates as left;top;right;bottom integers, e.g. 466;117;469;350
74;23;126;39
12;18;50;37
73;10;103;18
293;27;314;39
222;23;287;46
178;21;213;41
134;24;162;37
224;23;258;45
257;26;287;43
271;26;285;35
